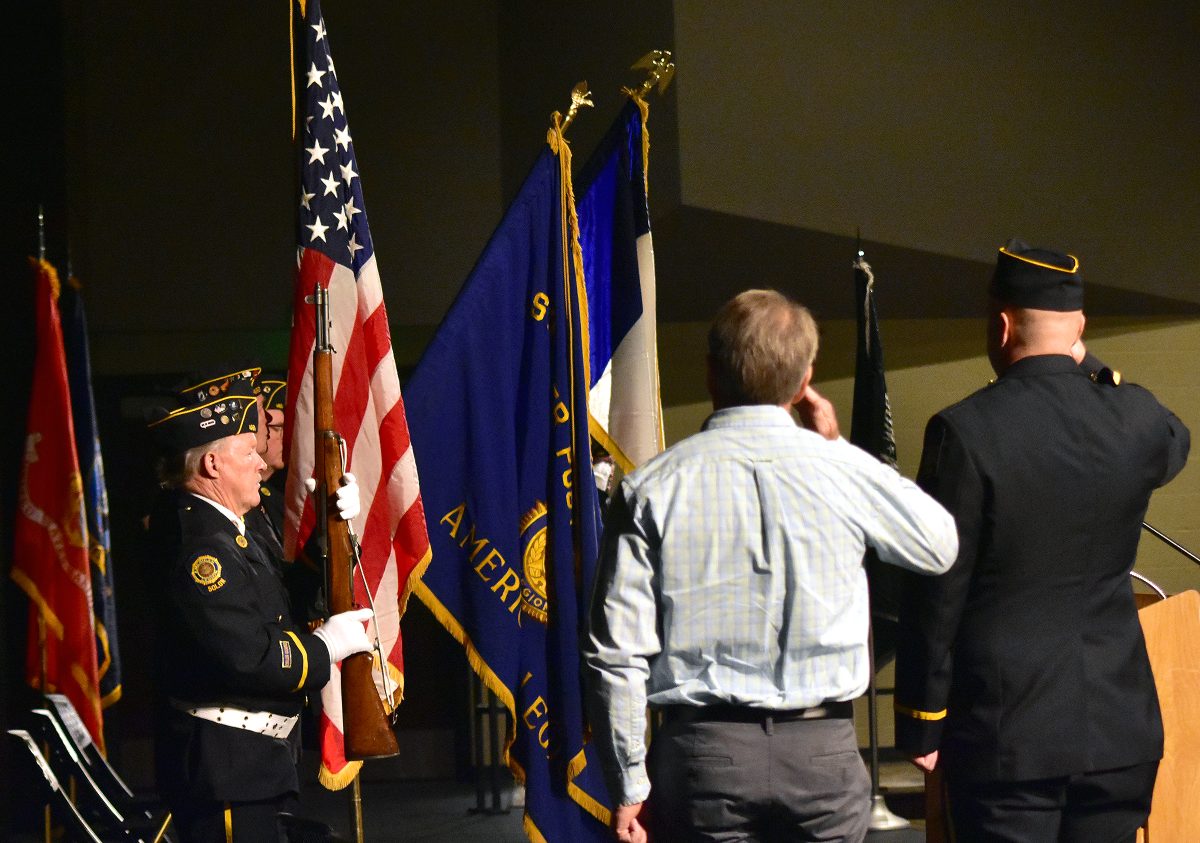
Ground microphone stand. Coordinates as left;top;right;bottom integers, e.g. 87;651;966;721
1142;522;1200;567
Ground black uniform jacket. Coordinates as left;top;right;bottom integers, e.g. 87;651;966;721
895;354;1189;783
245;469;326;625
149;489;332;803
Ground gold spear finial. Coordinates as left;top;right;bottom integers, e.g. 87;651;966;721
557;80;594;134
631;50;675;97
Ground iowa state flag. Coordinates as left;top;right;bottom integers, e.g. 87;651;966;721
11;258;104;749
577;95;664;477
406;121;611;841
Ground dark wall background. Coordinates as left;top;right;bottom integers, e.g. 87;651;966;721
5;0;1198;831
2;1;680;825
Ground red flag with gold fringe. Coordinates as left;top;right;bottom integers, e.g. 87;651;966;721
11;257;104;750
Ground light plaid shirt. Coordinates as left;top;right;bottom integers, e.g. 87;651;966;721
583;405;957;804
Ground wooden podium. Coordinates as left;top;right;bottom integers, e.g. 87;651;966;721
924;590;1199;842
1137;590;1200;842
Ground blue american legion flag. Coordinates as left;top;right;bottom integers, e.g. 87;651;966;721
60;279;121;708
577;96;664;478
405;120;611;841
283;0;431;790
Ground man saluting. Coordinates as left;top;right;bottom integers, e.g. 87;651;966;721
896;239;1190;841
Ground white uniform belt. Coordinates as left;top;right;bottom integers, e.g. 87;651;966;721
179;703;298;738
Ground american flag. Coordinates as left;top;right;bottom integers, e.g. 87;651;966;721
282;0;430;790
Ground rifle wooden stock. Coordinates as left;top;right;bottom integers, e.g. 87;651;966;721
313;290;399;761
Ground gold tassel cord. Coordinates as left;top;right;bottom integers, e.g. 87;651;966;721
550;111;614;830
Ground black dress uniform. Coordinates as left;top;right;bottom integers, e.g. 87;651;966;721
895;241;1191;840
246;470;326;628
147;382;332;843
254;471;288;549
150;490;332;841
245;472;287;571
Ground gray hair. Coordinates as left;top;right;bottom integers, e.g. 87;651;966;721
708;289;819;406
156;437;234;489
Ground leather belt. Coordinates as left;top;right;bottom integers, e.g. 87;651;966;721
663;700;853;724
175;702;298;738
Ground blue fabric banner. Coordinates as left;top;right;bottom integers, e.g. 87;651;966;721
406;127;610;841
60;280;122;708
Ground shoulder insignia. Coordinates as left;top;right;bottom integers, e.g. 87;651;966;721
191;555;227;592
192;555;222;584
235;535;249;548
1089;367;1122;387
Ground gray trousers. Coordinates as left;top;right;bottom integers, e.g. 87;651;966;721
647;712;870;842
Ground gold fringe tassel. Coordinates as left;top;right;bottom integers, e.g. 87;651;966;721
318;758;363;791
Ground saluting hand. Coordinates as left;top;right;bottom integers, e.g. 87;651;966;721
794;386;840;440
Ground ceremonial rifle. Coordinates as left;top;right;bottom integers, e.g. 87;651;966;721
311;281;400;759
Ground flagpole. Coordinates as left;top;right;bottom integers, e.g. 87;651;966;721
557;81;593;134
851;243;911;831
37;204;47;260
40;607;50;843
35;205;52;843
350;774;364;843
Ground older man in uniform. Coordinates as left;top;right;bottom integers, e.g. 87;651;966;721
147;384;372;843
895;240;1190;841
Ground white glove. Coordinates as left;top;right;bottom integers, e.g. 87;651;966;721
334;473;360;522
313;607;373;663
303;473;361;522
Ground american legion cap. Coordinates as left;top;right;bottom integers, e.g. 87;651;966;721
176;366;262;407
990;238;1083;311
146;387;261;456
255;374;287;412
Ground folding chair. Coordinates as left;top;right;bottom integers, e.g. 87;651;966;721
8;728;104;843
27;709;169;841
43;694;170;824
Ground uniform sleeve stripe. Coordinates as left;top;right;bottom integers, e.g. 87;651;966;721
894;702;947;721
285;631;309;691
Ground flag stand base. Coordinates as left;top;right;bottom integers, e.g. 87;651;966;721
868;794;911;830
